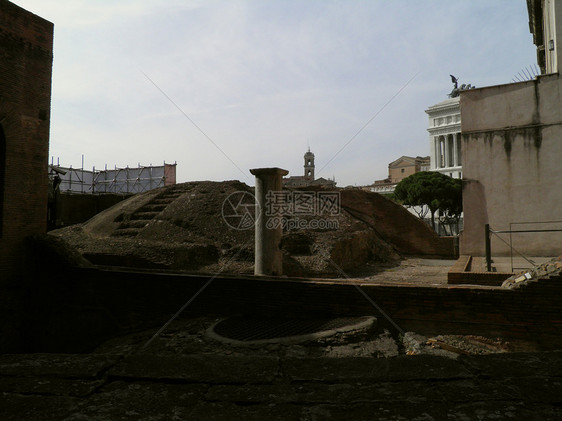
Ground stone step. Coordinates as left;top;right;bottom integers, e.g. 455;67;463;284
151;198;178;205
139;204;167;212
111;228;140;237
130;212;159;221
119;220;149;229
158;192;183;199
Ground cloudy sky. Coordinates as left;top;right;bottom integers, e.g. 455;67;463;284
17;0;536;186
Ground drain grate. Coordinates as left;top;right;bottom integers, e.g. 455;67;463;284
207;316;375;345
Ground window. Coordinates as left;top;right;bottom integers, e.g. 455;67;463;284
401;168;405;173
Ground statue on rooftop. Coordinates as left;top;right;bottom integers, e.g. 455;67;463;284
448;75;475;98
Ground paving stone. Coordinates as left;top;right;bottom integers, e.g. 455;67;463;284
109;354;279;383
434;378;522;402
508;376;562;404
0;377;105;397
459;352;562;378
63;381;207;420
0;354;120;378
187;402;303;421
284;355;471;382
301;402;446;420
1;349;562;419
445;400;560;421
205;380;445;405
0;393;80;421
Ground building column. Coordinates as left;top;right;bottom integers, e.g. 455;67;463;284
456;133;462;166
453;133;459;167
430;137;437;170
250;167;289;276
443;136;449;168
437;137;443;168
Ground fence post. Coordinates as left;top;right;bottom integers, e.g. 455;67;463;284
485;223;491;272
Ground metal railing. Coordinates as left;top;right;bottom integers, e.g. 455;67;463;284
484;221;562;272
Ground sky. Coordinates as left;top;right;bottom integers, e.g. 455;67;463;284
15;0;537;187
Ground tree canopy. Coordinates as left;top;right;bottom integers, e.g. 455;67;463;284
394;171;462;232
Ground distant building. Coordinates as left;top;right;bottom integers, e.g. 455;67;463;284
283;149;336;188
425;97;462;179
369;155;429;194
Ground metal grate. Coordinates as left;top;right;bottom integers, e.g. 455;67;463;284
210;316;374;343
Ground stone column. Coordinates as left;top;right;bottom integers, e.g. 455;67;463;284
431;137;438;170
250;167;289;276
436;137;442;168
456;132;462;166
443;136;450;168
453;133;459;167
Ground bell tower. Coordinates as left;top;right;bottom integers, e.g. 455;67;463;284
304;148;315;181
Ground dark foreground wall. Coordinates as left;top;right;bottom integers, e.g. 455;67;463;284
20;266;562;353
50;193;132;229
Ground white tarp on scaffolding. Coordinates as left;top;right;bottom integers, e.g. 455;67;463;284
50;163;176;194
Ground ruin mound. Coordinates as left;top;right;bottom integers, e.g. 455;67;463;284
52;181;401;277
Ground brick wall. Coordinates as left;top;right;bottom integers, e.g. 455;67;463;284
22;266;562;353
340;190;456;258
51;193;133;229
0;0;53;277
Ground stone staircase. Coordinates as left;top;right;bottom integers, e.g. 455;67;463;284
111;188;184;238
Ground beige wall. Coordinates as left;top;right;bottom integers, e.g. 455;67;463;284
460;74;562;256
389;163;416;183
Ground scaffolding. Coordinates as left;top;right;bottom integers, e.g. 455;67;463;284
49;160;177;194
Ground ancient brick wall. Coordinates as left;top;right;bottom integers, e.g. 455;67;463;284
0;0;53;277
52;193;133;229
25;267;562;352
340;189;456;258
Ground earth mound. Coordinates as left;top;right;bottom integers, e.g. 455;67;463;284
52;181;401;277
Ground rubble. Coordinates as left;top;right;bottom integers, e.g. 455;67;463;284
502;255;561;289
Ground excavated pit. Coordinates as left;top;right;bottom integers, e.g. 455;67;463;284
207;316;376;346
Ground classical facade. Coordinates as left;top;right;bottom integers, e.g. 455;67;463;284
283;149;336;188
425;97;463;179
528;0;562;74
459;0;562;256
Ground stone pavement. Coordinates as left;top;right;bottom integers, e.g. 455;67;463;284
1;349;562;420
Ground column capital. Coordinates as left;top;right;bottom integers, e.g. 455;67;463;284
250;167;289;177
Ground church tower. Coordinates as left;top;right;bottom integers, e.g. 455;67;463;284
304;148;315;181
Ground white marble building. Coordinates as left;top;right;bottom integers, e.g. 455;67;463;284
425;97;462;179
